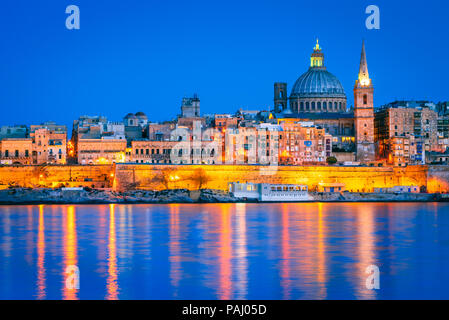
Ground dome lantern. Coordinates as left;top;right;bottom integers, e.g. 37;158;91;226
310;38;324;68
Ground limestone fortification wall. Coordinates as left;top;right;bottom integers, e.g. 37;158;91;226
0;165;114;189
1;164;447;193
427;165;449;193
114;164;431;192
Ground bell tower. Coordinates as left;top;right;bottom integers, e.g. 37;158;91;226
354;40;375;162
274;82;287;113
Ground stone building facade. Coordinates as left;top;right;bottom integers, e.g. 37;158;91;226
30;126;67;165
279;121;332;165
0;138;33;165
77;138;127;165
375;102;439;165
354;41;375;162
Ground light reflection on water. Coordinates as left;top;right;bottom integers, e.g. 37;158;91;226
0;202;448;300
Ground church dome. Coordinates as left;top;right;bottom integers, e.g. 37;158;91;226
286;40;348;114
290;68;346;99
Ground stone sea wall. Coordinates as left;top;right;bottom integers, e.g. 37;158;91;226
0;165;114;189
0;188;443;205
114;164;432;192
0;164;448;194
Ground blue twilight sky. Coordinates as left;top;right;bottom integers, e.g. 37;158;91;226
0;0;448;129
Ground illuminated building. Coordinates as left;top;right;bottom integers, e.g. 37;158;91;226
71;116;127;164
77;138;127;165
273;40;356;155
286;39;348;113
375;101;439;164
132;123;222;165
0;138;32;165
132;140;178;164
30;124;67;165
388;135;420;167
354;40;376;162
214;114;241;130
279;121;332;165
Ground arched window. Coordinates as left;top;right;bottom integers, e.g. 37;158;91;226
317;102;321;110
306;102;310;111
363;94;368;105
311;102;315;111
300;102;304;111
323;102;327;111
334;102;338;110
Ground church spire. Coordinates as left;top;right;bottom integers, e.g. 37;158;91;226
357;40;371;87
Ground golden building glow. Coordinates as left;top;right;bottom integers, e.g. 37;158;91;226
218;204;232;300
106;204;118;300
169;204;182;296
280;204;291;299
234;203;248;299
62;206;78;300
355;204;377;299
36;205;46;300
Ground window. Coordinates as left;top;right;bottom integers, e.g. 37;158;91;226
15;150;19;157
363;94;367;105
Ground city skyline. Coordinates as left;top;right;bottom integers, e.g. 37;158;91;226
1;0;448;129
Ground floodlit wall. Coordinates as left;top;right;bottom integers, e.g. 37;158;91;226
114;164;431;192
0;164;447;193
0;165;114;189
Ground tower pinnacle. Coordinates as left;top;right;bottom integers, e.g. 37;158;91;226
357;40;371;87
314;38;321;51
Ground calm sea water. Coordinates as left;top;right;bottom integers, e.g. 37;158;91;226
0;203;448;300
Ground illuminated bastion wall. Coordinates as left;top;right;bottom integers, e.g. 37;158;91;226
114;164;435;193
0;165;115;189
0;164;447;194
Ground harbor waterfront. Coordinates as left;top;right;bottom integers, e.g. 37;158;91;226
0;203;448;300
